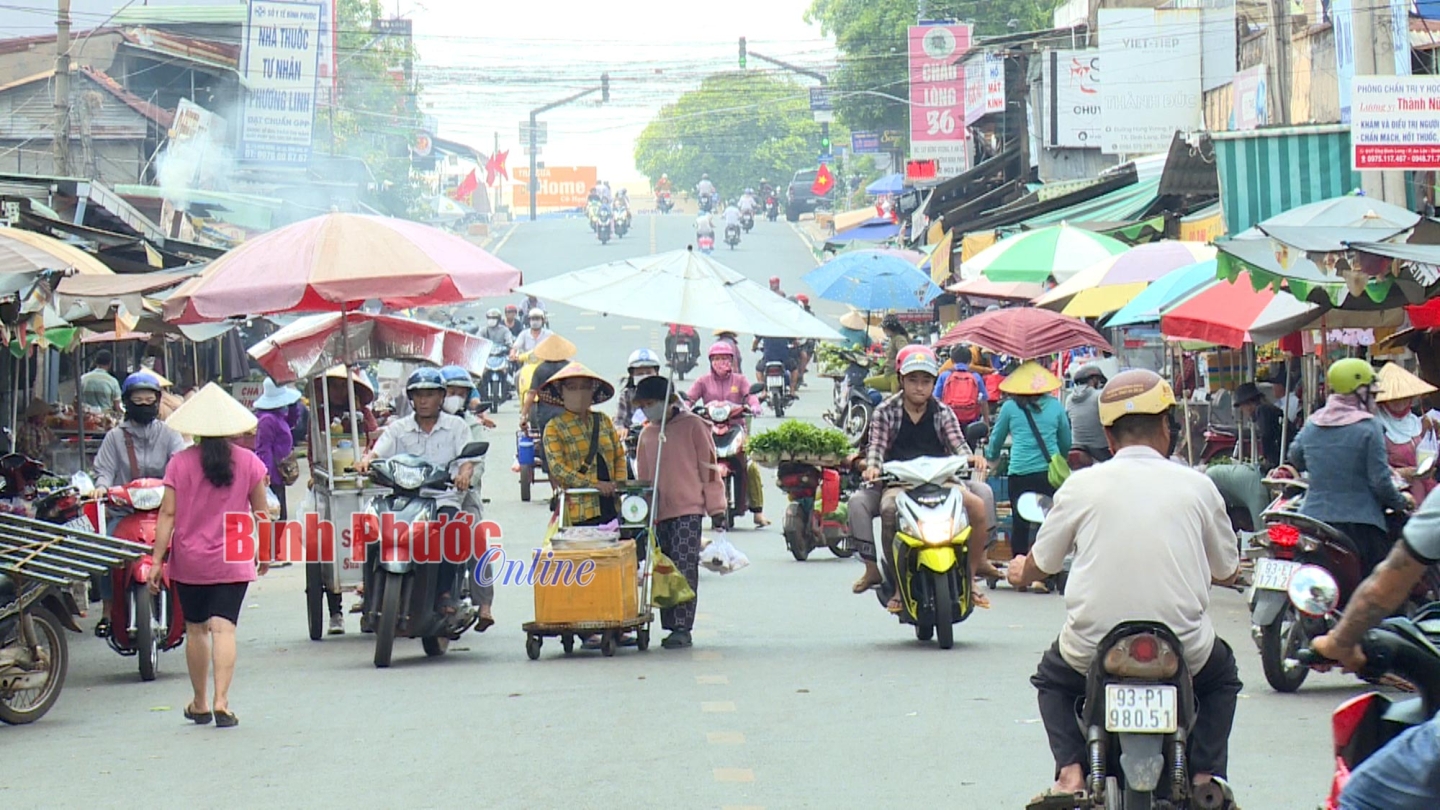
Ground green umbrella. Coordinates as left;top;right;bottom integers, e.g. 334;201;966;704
966;223;1128;284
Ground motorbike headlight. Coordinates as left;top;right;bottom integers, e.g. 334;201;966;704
127;485;165;511
392;465;426;491
708;403;730;422
919;517;954;546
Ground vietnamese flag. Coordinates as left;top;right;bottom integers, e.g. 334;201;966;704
811;163;834;196
453;169;479;203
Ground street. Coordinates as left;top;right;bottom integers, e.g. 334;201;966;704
9;213;1352;809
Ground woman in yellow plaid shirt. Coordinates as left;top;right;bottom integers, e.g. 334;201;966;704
540;363;628;526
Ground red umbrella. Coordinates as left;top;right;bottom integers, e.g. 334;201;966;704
935;307;1112;359
247;313;493;384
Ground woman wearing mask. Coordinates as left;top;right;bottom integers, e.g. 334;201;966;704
148;384;270;728
615;349;662;436
864;315;911;395
1289;358;1411;575
1374;363;1439;503
92;371;188;636
984;361;1071;588
540;362;627;528
686;342;769;527
251;378;300;521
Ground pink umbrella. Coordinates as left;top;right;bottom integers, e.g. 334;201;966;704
1159;271;1318;348
935;307;1112;359
164;213;522;323
247;312;494;384
946;277;1047;302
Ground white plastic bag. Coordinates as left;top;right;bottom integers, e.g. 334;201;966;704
299;489;316;516
700;532;750;575
265;489;282;519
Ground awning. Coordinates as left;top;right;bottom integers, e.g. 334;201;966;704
1021;177;1162;229
834;207;879;232
824;218;900;247
866;173;905;195
1211;125;1363;237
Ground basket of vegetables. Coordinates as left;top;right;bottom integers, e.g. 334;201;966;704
814;343;853;379
746;420;854;468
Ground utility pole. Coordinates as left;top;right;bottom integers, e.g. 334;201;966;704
53;0;71;177
742;43;830;160
527;73;608;222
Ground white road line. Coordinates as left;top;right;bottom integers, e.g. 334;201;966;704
491;223;519;255
789;222;822;266
575;325;596;331
620;324;641;331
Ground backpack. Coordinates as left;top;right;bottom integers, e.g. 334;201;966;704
940;371;983;424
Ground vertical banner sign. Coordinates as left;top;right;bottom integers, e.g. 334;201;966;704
1099;8;1202;155
240;0;322;165
985;53;1006;114
1230;64;1268;131
1392;0;1414;78
963;54;986;126
1333;0;1357;124
315;0;338;107
908;24;972;176
1351;75;1440;170
1047;49;1102;147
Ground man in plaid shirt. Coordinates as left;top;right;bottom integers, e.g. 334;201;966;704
848;347;1001;611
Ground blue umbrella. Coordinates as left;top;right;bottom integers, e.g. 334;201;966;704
865;173;905;195
1102;259;1218;328
803;250;943;311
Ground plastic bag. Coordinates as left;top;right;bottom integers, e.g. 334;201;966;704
651;551;696;608
299;489;316;516
700;532;750;575
265;489;282;519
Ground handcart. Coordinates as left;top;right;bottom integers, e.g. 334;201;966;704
516;425;551;503
306;465;388;640
522;484;656;659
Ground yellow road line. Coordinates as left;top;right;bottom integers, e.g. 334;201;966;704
700;701;736;713
706;731;745;744
491;224;519;255
713;769;756;783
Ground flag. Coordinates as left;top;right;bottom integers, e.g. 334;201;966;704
453;169;479;204
811;163;834;196
485;150;510;186
143;241;164;268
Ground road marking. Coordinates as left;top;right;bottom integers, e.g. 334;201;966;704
707;731;746;744
580;310;600;316
692;651;722;661
575;325;596;331
721;806;765;810
713;769;756;783
690;628;717;639
491;224;519;255
696;675;729;685
621;324;641;331
789;222;823;267
701;701;736;713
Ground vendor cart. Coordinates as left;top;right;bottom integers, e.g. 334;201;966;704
306;465;388;641
523;484;655;659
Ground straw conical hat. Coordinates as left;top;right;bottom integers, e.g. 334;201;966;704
166;382;258;437
1376;362;1437;403
839;311;867;331
539;362;615;406
533;334;577;362
999;361;1062;395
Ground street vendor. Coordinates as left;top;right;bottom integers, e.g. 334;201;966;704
518;333;578;435
1375;363;1440;503
80;350;123;414
540;362;627;528
837;311;872;351
864;315;911;395
15;399;54;463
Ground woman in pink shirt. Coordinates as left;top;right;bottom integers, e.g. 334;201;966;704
147;384;270;728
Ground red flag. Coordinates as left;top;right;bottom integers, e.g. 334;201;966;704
811;163;834;196
453;169;479;203
485;150;510;186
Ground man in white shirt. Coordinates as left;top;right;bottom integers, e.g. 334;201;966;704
738;190;757;214
1007;370;1241;804
722;202;742;230
694;211;715;238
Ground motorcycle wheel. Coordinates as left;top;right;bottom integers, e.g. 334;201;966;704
828;540;855;558
0;608;67;724
422;636;449;657
783;503;810;562
306;562;324;641
373;571;403;668
520;464;533;502
843;401;870;445
133;583;158;682
933;571;954;650
1260;605;1310;692
772;390;786;418
1123;786;1153;810
1104;777;1122;810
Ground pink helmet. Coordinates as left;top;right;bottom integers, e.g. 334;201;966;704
708;342;736;359
895;344;930;371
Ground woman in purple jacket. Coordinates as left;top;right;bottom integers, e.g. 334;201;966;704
251;379;300;520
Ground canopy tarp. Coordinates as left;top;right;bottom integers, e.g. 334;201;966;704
1020;177;1162;229
1211;125;1365;236
866;173;905;195
825;218;901;247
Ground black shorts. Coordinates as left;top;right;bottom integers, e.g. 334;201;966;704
175;582;249;626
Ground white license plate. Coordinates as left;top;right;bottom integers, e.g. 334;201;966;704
767;376;784;387
1104;684;1178;733
1253;557;1301;591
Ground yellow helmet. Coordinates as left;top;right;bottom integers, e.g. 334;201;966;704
1098;369;1177;427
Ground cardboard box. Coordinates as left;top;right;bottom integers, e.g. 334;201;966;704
534;539;638;624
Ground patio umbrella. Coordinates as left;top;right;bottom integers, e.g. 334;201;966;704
163;212;522;324
1256;194;1420;253
803;250;942;311
1216;235;1428;310
248;312;493;384
0;227;114;276
947;277;1047;302
1159;271;1320;348
514;248;841;340
935;307;1113;360
965;223;1128;284
1036;241;1216;317
1103;260;1220;328
865;173;905;195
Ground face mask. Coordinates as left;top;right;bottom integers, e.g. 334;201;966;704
530;320;544;330
562;388;592;414
125;402;159;425
632;368;657;381
487;317;500;327
443;395;464;414
141;357;156;369
711;359;733;375
641;402;668;423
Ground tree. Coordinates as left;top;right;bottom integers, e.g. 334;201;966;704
634;72;843;195
805;0;1062;143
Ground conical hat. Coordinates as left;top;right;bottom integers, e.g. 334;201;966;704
1376;362;1437;402
999;361;1062;395
539;362;615;406
839;311;867;331
314;365;375;407
532;334;577;362
166;382;258;437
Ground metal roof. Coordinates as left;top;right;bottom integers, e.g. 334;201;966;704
111;4;249;26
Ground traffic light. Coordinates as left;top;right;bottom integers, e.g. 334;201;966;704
820;135;832;155
601;73;610;103
739;37;747;69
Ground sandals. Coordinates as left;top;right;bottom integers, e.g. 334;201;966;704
886;596;904;614
973;592;991;609
183;704;213;725
94;618;110;638
1025;790;1084;809
475;614;495;633
214;710;239;728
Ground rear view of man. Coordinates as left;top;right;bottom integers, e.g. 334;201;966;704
81;350;123;413
934;345;988;428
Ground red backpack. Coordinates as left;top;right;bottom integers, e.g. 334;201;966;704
940;371;983;424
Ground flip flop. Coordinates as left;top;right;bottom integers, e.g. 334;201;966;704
475;615;495;632
852;576;881;594
1025;790;1085;809
886;598;904;614
184;704;213;725
973;593;991;609
214;710;239;728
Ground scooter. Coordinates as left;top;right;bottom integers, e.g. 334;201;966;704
697;234;715;254
763;360;792;418
1016;492;1238;810
1199;425;1238;465
595;206;614;245
764;195;779;222
656;190;674;213
699;192;715;213
693;400;750;529
724;224;742;250
482;345;511;412
873;456;977;649
361;441;490;668
666;325;699;379
826;351;877;446
777;460;856;561
740;210;755;233
92;479;185;681
614;203;632;238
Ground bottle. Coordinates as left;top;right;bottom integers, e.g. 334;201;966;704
331;440;356;472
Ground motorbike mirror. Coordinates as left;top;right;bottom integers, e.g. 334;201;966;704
1014;492;1052;524
70;471;95;492
1287;564;1340;618
1419;455;1436;479
459;441;490;459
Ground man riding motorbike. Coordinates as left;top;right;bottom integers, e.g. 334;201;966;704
511;308;553;361
694;210;715;240
502;304;523;338
1065;363;1111;464
356;369;478;617
847;347;998;608
686;342;769;528
1288;358;1412;576
481;307;515;353
654;174;673;195
753;335;799;397
1006;370;1242;808
615;349;662;436
758;178;774;199
695;174;717;203
1312;487;1440;808
739;190;757;215
768;276;785;297
597;182;613;206
440;366;495;630
665;324;700;368
722;200;742;236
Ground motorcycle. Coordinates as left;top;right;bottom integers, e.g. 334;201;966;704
764;195;779;222
697;234;715;254
0;574;81;725
724;224;742;250
656;190;674;213
1199;425;1238;465
699;192;715;213
361;441;490;668
826;351;876;446
763;360;793;418
666;325;699;379
482;345;511;412
91;478;185;681
614;204;632;238
740;210;755;233
595;205;614;245
777;461;856;561
873;456;977;649
585;199;602;230
693;400;750;529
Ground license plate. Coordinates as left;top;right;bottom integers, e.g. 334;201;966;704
1253;557;1301;591
767;376;784;387
1104;684;1178;733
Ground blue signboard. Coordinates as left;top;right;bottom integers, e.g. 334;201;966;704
851;131;881;153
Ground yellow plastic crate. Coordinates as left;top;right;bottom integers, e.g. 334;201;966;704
533;539;638;625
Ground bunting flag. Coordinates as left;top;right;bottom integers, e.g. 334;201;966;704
452;169;479;204
485;150;510;186
144;241;164;268
811;163;835;196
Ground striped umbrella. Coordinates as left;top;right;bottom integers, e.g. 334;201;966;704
1159;270;1318;348
1036;241;1216;317
966;223;1128;284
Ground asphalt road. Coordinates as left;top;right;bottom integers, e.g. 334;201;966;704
9;213;1358;809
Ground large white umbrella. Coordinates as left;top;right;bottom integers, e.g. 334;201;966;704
515;248;843;340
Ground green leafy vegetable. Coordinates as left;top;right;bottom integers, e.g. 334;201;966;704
746;420;854;458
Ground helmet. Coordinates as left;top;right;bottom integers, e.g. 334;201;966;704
1072;363;1107;385
796;294;809;305
1327;357;1376;395
898;347;940;378
760;177;767;183
627;348;662;370
486;307;502;319
527;307;545;320
405;368;446;394
769;276;780;286
122;372;163;397
504;304;518;313
439;365;472;388
702;173;709;180
1098;369;1178;427
708;342;736;359
661;173;668;179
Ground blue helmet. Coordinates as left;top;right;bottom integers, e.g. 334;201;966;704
439;365;472;387
122;372;163;397
405;368;445;394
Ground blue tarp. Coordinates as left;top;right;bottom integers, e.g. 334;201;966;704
826;217;900;245
866;173;905;195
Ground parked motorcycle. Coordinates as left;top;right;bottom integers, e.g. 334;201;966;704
91;478;185;681
362;441;490;668
763;360;792;418
693;400;750;529
482;345;511;412
595;205;614;245
724;224;742;250
656;190;674;213
1200;425;1238;465
740;210;755;233
777;461;856;561
764;195;779;222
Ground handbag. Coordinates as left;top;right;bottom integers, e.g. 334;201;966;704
1021;404;1071;489
651;551;696;608
278;452;302;486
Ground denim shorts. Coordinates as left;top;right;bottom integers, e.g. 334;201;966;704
1340;714;1440;809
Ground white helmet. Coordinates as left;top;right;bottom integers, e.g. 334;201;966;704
527;307;545;319
627;348;661;370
